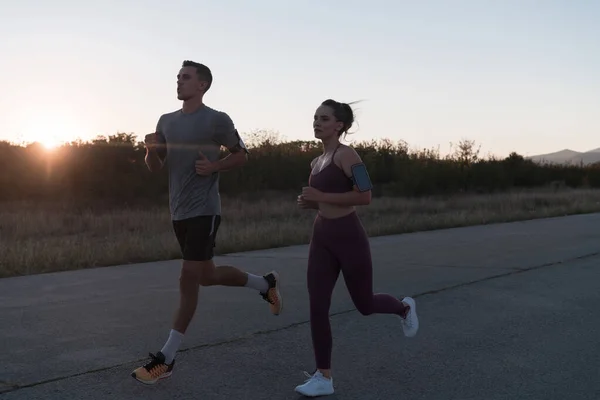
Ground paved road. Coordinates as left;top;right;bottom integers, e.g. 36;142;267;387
1;213;600;399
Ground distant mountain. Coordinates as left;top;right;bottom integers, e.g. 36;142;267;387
528;149;581;163
527;148;600;166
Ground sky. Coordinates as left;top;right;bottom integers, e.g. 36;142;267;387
1;0;599;157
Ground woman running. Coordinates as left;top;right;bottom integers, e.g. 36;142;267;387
294;99;419;397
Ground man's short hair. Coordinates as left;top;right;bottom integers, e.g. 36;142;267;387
182;60;212;92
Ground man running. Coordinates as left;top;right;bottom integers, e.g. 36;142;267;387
131;60;282;385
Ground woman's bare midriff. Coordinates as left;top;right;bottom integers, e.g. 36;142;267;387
316;203;356;219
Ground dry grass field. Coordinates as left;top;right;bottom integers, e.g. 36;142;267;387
2;188;600;278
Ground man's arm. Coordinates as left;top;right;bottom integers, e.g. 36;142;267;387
145;145;166;172
317;147;372;206
211;111;249;172
144;117;167;172
212;143;248;172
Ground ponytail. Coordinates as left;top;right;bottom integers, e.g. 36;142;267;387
321;99;356;138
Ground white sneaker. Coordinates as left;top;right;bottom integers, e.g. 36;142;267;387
294;370;334;397
400;297;419;337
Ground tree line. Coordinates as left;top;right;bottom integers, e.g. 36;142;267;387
1;131;599;206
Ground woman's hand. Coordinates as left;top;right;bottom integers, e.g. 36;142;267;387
297;194;317;209
301;187;324;202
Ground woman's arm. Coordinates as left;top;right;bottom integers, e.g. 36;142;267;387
297;196;320;209
297;156;321;210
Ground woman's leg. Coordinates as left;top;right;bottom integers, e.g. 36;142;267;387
341;235;406;316
307;235;340;373
334;213;419;336
295;217;338;397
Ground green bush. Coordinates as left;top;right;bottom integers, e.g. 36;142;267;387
2;132;600;206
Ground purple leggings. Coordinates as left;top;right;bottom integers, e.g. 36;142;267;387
307;211;405;369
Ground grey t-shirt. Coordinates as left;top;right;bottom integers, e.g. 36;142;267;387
155;105;243;221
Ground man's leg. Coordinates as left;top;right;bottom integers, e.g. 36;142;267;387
168;214;282;344
184;215;282;314
170;258;282;336
131;215;282;385
166;215;282;357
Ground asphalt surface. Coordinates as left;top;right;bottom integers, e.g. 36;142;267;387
1;213;600;399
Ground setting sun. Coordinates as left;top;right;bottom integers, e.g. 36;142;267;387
18;110;84;150
40;137;61;151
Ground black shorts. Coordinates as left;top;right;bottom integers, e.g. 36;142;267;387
172;215;221;261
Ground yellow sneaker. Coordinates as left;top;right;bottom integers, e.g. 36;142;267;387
131;352;175;385
260;271;282;315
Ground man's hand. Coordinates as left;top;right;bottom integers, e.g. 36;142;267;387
301;186;324;203
144;132;159;150
144;132;165;172
195;151;217;176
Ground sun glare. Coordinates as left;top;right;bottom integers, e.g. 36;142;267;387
41;138;60;151
19;110;84;150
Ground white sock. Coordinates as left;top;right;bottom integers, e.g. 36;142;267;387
245;273;269;293
160;329;184;364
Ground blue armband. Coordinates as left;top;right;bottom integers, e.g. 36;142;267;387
350;163;373;192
